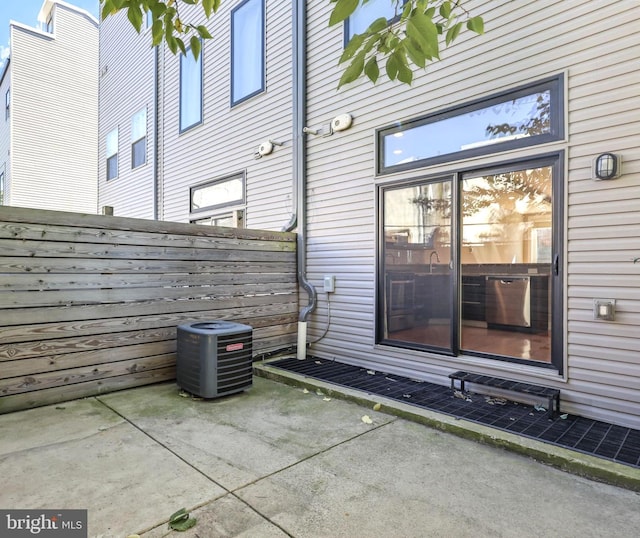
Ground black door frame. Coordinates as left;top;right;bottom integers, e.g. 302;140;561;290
376;151;564;374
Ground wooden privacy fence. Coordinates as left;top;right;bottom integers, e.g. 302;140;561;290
0;206;298;413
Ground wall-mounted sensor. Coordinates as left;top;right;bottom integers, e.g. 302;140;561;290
258;141;274;156
256;140;284;157
331;113;353;132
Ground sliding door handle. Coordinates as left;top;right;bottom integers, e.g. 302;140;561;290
553;254;559;276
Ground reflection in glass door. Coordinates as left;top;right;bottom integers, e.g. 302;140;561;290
379;158;561;369
381;178;453;351
460;165;553;363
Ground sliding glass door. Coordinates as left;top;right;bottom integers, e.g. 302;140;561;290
381;178;454;352
379;156;563;371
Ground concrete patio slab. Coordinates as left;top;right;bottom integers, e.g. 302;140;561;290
2;376;639;538
236;418;640;538
142;494;289;538
98;377;393;491
0;398;225;537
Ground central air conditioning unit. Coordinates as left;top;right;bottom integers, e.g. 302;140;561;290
176;321;253;398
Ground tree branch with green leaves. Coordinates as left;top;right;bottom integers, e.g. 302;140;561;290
100;0;217;58
99;0;484;87
331;0;484;87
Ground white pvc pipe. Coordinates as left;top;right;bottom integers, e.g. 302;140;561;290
297;321;307;360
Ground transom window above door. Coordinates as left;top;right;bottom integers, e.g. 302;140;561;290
377;75;564;174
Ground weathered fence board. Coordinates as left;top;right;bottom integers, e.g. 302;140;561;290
0;257;296;274
1;304;297;343
0;206;298;413
2;294;296;327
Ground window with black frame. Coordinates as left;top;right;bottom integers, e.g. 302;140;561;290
231;0;265;106
190;173;245;227
377;75;563;175
180;41;203;132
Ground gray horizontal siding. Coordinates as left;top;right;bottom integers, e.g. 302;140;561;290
98;10;156;219
159;1;294;231
305;0;640;428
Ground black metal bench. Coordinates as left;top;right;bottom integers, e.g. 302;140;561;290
448;370;560;416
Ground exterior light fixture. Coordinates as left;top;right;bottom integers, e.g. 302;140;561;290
593;153;621;180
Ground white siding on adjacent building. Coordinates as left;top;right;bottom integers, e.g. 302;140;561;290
0;66;10;204
305;0;640;428
8;2;98;213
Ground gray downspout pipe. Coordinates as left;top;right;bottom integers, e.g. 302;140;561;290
285;0;317;358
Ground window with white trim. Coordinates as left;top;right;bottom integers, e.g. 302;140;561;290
106;128;118;180
131;108;147;169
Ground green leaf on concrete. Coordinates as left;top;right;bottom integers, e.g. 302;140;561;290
168;508;197;532
169;508;189;523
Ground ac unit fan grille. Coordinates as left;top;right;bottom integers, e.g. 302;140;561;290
216;332;253;393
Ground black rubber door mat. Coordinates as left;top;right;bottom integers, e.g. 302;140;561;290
270;357;640;469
